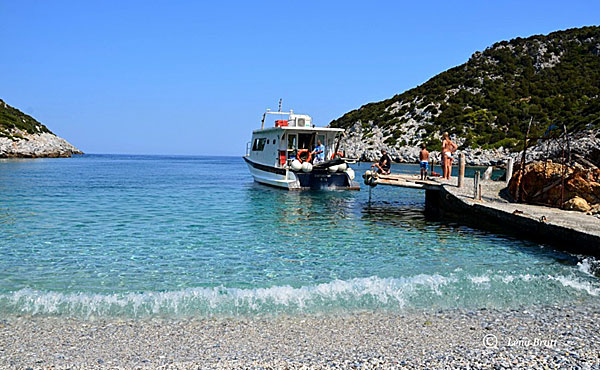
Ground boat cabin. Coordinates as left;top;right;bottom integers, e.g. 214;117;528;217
243;107;358;190
245;109;345;169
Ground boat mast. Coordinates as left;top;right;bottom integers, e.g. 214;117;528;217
261;99;285;129
261;110;268;129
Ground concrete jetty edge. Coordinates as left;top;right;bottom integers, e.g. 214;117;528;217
426;183;600;256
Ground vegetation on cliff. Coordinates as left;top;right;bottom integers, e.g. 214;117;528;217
330;26;600;152
0;99;81;157
0;99;52;141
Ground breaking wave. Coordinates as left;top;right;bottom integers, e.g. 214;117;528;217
1;272;598;318
548;275;600;296
0;275;452;318
578;257;600;277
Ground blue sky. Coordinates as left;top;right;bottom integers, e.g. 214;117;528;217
1;1;598;155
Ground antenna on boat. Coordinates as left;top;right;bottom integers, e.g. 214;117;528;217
261;109;270;129
278;98;282;112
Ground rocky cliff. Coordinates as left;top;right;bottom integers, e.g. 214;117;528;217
0;99;82;158
331;26;600;166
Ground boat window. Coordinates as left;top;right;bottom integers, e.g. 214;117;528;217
298;133;313;150
252;138;266;151
287;135;297;150
267;139;270;144
273;139;276;145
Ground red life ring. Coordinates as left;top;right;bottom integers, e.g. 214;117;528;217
297;149;311;163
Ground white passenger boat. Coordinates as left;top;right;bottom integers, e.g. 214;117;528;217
243;106;359;190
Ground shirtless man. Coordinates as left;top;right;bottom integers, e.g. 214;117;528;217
419;143;429;180
442;132;458;180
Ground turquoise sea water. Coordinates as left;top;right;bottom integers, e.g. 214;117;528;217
0;155;599;318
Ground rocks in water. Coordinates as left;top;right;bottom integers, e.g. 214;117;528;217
508;160;600;214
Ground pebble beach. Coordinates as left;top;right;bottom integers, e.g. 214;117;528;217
2;303;600;369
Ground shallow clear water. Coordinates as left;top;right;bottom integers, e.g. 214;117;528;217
0;155;598;317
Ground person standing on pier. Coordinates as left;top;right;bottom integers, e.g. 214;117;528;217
419;143;429;180
442;132;458;180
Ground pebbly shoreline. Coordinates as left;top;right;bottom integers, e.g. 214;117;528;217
1;303;599;368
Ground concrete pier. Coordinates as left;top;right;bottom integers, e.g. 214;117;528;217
363;171;600;255
437;179;600;255
363;172;443;190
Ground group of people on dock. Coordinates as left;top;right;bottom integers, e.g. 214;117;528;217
372;132;458;180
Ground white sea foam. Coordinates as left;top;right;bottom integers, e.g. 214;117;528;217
501;275;515;283
465;273;600;298
4;272;597;318
547;275;600;296
520;274;533;281
0;274;454;317
466;273;531;285
577;258;599;277
468;275;491;284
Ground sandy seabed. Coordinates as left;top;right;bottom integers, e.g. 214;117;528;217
1;303;600;369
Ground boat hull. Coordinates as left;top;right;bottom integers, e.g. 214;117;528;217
243;157;359;190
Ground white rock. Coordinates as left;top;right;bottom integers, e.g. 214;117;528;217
0;130;81;158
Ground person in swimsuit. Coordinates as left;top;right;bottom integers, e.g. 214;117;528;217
419;143;429;180
442;132;457;180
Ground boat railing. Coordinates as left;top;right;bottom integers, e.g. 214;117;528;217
245;141;251;156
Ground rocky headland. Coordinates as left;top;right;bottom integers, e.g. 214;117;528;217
331;26;600;168
0;99;82;158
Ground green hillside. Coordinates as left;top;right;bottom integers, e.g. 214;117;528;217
0;99;52;140
330;26;600;152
